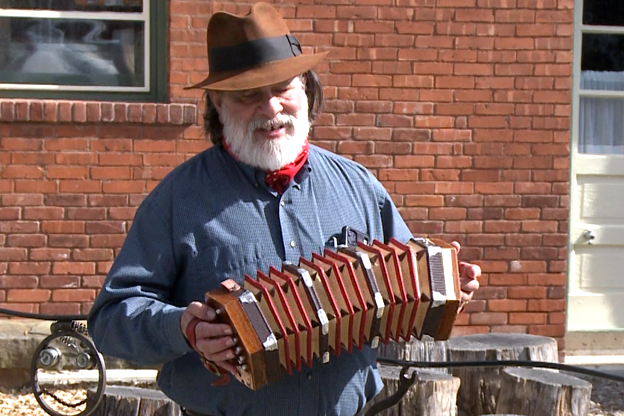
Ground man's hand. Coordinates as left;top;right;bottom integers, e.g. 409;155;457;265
181;301;238;374
450;241;481;309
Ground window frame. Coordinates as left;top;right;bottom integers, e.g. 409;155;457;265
0;0;167;102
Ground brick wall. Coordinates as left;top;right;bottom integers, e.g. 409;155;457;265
0;1;573;351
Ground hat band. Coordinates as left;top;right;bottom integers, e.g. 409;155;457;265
209;34;302;74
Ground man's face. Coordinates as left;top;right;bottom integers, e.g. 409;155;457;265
210;76;310;171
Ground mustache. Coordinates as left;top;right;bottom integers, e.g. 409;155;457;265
248;113;296;133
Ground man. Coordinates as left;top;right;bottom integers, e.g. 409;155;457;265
88;3;480;416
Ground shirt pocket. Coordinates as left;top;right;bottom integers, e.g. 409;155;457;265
191;243;265;290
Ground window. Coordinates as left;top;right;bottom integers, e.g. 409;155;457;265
0;0;166;102
578;0;624;154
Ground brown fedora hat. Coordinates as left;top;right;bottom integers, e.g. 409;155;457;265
185;2;329;91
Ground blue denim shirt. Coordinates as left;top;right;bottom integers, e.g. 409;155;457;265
88;144;413;416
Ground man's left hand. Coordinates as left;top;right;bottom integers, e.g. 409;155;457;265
450;241;481;309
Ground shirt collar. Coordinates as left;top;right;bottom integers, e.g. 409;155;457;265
218;145;313;193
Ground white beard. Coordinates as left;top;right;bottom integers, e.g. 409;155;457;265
221;100;311;171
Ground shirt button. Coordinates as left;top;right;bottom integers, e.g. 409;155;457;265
307;374;313;380
280;200;286;207
290;241;296;248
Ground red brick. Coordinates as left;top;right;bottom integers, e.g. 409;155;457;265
90;235;127;248
7;289;51;302
30;248;70;261
40;302;82;316
488;299;529;312
39;275;81;289
52;289;96;302
46;166;90;180
58;101;72;122
2;165;44;179
6;234;47;248
11;153;50;166
14;180;58;193
102;181;146;194
1;101;15;121
508;286;547;299
56;152;97;166
59;180;101;193
0;221;38;234
66;208;107;220
0;248;28;261
88;195;129;207
529;325;565;338
91;167;132;180
470;312;508;325
52;262;96;275
0;275;38;289
73;102;87;122
85;221;126;234
46;194;87;207
48;235;89;248
72;249;114;262
44;137;90;151
0;208;22;220
451;326;489;337
527;299;565;312
9;262;51;275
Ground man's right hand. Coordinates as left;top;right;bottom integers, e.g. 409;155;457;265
181;301;238;374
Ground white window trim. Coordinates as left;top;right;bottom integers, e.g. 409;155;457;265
0;2;150;92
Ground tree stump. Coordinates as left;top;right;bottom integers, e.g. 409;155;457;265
364;364;460;416
377;338;450;373
88;385;181;416
446;333;559;416
495;367;592;416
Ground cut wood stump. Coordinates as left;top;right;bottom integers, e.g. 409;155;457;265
377;338;450;373
446;333;559;416
88;385;181;416
363;364;460;416
495;367;592;416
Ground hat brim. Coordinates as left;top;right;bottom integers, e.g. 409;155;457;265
185;51;329;91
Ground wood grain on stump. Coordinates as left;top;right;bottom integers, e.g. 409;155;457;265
366;364;461;416
446;333;559;416
88;385;181;416
495;367;592;416
377;338;450;373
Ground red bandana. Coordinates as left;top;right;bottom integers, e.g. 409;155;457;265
222;139;309;194
264;141;309;194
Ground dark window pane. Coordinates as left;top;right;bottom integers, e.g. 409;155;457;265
581;34;624;73
0;17;145;88
0;0;143;13
584;0;624;26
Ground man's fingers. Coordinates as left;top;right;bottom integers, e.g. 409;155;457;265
212;359;238;375
461;277;480;293
185;301;218;322
193;319;233;340
181;302;232;354
460;262;481;280
450;241;461;253
196;336;237;361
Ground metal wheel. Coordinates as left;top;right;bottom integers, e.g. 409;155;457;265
29;322;106;416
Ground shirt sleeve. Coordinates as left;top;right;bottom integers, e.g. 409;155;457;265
370;171;413;244
87;188;192;365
